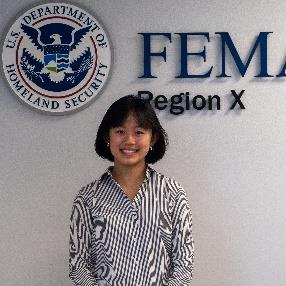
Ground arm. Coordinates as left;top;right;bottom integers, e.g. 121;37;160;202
69;194;98;285
168;188;194;286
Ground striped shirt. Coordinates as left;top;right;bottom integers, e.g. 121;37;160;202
69;166;194;286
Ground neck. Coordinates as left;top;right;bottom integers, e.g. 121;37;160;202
111;162;147;190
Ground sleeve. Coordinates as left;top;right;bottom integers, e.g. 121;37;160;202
69;193;98;286
168;188;194;286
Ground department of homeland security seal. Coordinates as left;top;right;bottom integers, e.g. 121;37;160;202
2;3;111;114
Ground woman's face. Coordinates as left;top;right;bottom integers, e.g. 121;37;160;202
108;113;155;169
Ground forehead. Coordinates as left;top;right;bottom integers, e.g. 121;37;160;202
122;114;139;125
107;106;154;130
114;112;151;129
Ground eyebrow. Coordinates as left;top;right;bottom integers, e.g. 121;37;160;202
112;124;146;129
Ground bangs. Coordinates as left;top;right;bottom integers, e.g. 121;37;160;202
109;103;154;130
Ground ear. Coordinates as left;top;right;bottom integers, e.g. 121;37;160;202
150;132;158;147
103;134;110;145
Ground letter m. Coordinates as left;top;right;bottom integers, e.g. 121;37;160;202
13;80;24;91
216;32;273;77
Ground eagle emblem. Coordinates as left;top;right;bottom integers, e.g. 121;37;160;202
20;23;94;92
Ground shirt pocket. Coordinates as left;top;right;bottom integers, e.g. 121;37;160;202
93;206;127;241
93;204;112;241
93;214;107;241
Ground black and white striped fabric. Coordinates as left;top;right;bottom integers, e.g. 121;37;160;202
69;166;194;286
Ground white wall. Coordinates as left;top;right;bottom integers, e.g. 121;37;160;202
0;0;285;285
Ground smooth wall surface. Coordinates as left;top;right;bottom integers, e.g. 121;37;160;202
1;0;285;285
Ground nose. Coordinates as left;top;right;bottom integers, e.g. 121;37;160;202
124;132;136;144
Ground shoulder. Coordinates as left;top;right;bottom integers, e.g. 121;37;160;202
73;179;98;209
149;166;185;199
149;167;191;217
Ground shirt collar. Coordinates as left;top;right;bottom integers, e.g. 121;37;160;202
103;164;153;183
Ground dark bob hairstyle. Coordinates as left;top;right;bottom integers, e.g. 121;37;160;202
95;95;168;164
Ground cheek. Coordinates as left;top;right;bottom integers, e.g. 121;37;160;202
139;136;152;149
109;143;120;159
109;134;121;146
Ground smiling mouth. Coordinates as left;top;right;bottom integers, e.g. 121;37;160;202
120;149;138;154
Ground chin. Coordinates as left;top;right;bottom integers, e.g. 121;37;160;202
115;157;146;167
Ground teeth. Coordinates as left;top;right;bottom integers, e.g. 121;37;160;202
121;149;136;153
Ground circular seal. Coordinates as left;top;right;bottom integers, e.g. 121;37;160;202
2;3;111;114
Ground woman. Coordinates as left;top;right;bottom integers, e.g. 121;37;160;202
69;95;194;285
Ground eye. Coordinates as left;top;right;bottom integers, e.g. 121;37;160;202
113;128;124;134
136;129;145;135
